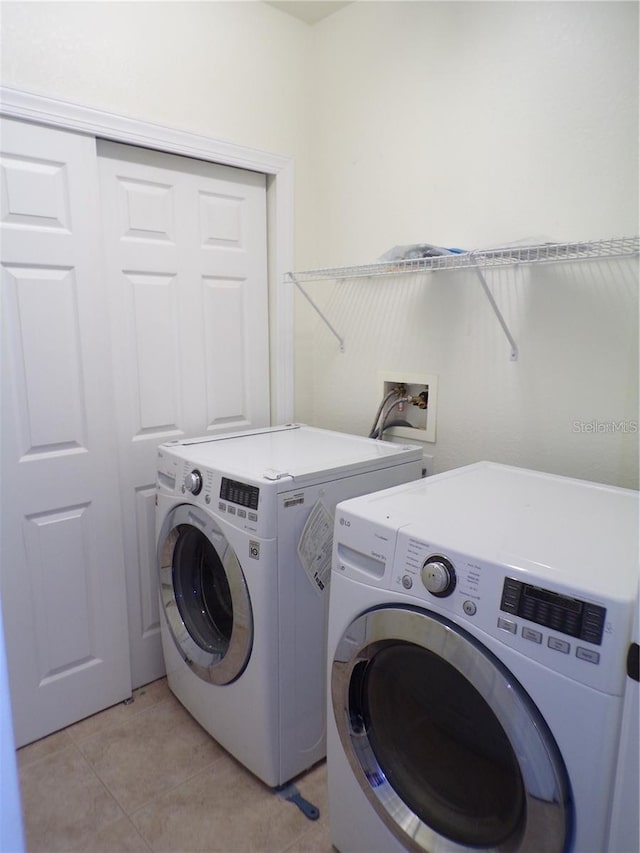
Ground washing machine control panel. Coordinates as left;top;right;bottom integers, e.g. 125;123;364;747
220;477;260;511
158;454;268;533
214;474;262;530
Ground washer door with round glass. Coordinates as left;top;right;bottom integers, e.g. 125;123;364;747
158;504;253;685
332;606;572;853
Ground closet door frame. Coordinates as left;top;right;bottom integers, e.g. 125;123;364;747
0;85;295;424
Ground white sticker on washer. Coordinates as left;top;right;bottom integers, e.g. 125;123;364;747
297;501;334;595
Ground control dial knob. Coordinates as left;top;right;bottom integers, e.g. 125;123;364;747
184;469;203;496
421;556;456;597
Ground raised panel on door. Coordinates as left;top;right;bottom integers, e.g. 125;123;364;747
0;118;132;746
3;265;87;455
22;505;95;680
202;276;250;429
199;189;243;247
98;140;270;688
126;271;183;437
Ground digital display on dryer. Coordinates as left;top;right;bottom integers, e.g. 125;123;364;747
500;577;606;645
220;477;259;511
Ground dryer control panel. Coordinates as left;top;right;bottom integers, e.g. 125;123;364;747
389;530;629;696
332;462;636;699
500;578;606;646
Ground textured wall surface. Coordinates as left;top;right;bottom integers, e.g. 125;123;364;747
294;1;639;489
2;1;637;487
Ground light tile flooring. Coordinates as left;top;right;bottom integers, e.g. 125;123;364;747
17;678;333;852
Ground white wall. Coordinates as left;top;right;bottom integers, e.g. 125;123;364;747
302;1;639;266
1;0;638;489
293;1;639;490
0;1;310;160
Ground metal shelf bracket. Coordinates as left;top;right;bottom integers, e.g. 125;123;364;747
288;272;345;352
470;251;518;361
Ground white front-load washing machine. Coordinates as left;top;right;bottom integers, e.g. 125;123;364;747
327;462;638;853
156;424;423;787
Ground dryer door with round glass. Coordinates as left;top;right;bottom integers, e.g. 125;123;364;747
332;606;572;853
158;504;253;684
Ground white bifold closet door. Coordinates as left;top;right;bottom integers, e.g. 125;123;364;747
97;141;270;689
0;118;132;746
1;119;271;746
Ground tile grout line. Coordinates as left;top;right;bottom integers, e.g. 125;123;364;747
65;680;173;746
68;694;174;749
123;752;237;821
18;739;152;853
71;697;233;818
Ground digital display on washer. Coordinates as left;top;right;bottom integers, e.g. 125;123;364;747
500;578;606;645
220;477;259;511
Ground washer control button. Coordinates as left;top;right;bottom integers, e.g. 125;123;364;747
576;647;600;665
401;575;413;590
463;600;477;616
522;627;543;644
248;512;258;522
497;617;517;634
548;636;570;654
205;494;211;504
218;502;226;512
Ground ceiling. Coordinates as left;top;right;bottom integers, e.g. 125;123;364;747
265;2;351;25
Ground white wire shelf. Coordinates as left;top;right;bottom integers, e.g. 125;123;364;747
287;236;639;360
288;236;639;284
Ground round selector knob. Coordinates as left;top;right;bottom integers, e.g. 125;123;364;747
421;556;456;598
184;469;203;496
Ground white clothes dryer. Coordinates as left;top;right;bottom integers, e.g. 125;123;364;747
606;581;639;853
327;462;638;853
156;424;422;787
